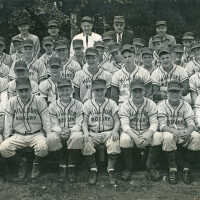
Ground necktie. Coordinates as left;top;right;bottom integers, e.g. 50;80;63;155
86;35;88;47
118;33;122;44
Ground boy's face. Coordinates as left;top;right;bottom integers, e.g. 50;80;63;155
18;24;30;34
142;54;153;66
93;87;107;99
160;53;172;68
156;25;167;36
58;86;73;100
113;21;125;33
74;47;84;57
43;43;54;55
182;39;194;48
48;27;59;37
81;22;93;35
17;87;32;103
55;47;69;59
22;46;34;59
168;89;182;103
86;54;99;66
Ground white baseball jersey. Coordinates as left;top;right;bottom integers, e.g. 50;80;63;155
119;97;158;133
157;99;195;131
0;77;8;110
101;60;124;74
39;78;58;103
8;79;38;98
0;62;10;78
49;98;83;131
73;65;112;102
111;66;151;104
37;53;52;77
189;72;200;95
0;53;13;68
185;59;200;78
4;95;49;138
151;64;188;92
83;98;118;133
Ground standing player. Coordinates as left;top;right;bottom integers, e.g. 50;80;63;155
8;60;38;98
70;16;102;57
39;56;62;105
111;44;151;105
0;77;49;180
48;78;83;183
73;47;112;102
82;79;120;185
119;78;161;181
55;40;81;80
10;18;40;59
157;80;200;184
151;47;189;103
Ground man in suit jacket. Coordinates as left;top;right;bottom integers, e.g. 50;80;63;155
106;16;134;46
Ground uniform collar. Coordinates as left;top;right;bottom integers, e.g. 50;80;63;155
128;97;147;111
84;64;103;78
17;94;34;107
91;98;108;108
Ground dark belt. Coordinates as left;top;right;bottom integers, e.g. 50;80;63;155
15;130;41;135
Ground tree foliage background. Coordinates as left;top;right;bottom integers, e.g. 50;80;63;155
0;0;200;51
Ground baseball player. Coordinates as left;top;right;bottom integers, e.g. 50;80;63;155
39;56;62;105
71;39;86;68
9;39;48;84
185;42;200;78
55;40;81;80
172;44;184;66
48;78;84;183
73;47;112;102
94;41;106;66
37;36;55;77
10;17;40;59
151;35;162;68
101;43;124;73
151;47;189;103
111;44;151;105
10;37;23;62
149;20;176;49
8;60;38;98
82;79;120;185
0;77;49;180
181;32;195;67
70;16;102;57
157;80;200;184
132;38;145;66
119;78;161;181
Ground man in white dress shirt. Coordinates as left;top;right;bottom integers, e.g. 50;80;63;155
70;16;102;57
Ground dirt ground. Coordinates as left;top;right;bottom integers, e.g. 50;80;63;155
0;168;200;200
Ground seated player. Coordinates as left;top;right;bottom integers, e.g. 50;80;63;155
73;47;112;102
39;56;62;105
82;79;120;185
119;78;161;181
48;78;84;183
8;60;38;98
0;77;49;180
157;80;200;184
151;47;189;103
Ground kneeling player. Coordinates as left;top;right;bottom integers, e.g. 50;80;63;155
119;78;161;181
0;78;49;180
82;79;120;185
48;78;84;183
157;80;200;184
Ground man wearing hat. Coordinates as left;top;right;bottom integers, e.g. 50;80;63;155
39;56;62;105
71;39;85;68
181;32;195;67
101;43;124;73
10;37;23;62
8;60;38;98
149;20;176;49
94;41;106;66
10;17;40;59
172;44;184;66
73;47;111;102
132;38;145;66
151;47;189;103
82;79;120;185
119;78;161;181
70;16;102;57
157;80;200;184
48;78;84;183
106;16;133;46
55;39;81;80
111;44;151;105
0;77;49;180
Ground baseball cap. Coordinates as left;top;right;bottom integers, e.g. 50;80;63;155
48;19;59;28
16;77;31;90
94;41;104;48
109;43;120;53
55;40;68;50
102;32;113;41
73;39;83;49
133;38;145;47
167;80;182;91
81;16;93;24
42;36;54;45
113;16;125;23
152;35;162;43
141;47;153;56
156;20;167;27
57;78;72;88
121;44;133;54
48;56;61;68
191;42;200;51
17;17;31;26
85;47;98;56
130;78;145;90
158;47;171;57
182;32;195;40
23;39;34;47
92;79;106;90
14;60;27;72
172;44;184;53
0;36;5;45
